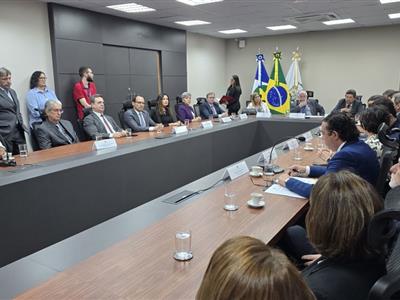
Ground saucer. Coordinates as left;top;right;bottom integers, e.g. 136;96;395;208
304;147;314;151
249;171;263;177
247;199;265;208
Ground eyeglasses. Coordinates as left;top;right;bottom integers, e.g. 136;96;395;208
51;109;64;113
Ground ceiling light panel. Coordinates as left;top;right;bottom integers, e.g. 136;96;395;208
323;18;355;25
218;29;247;34
107;3;155;13
175;20;211;26
176;0;223;6
389;12;400;18
380;0;400;4
267;25;297;31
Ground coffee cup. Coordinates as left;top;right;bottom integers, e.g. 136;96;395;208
250;192;264;205
251;166;263;175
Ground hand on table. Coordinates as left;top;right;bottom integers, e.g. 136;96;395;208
277;173;291;187
302;254;322;267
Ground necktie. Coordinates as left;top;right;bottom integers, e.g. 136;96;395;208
139;112;146;127
56;123;73;144
101;114;114;133
210;104;217;116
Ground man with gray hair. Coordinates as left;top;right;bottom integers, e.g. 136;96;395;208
290;90;325;116
35;99;79;149
0;67;28;154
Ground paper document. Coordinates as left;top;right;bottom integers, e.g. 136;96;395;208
264;177;317;199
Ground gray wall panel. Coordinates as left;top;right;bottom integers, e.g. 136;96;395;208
55;39;105;75
50;4;102;43
161;51;186;76
131;75;159;101
56;74;78;108
104;75;131;104
162;76;187;101
130;49;158;76
104;46;130;75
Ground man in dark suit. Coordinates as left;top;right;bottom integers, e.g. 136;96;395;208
0;67;28;154
277;112;379;198
83;94;127;140
35;100;79;149
290;90;325;116
332;89;364;116
124;95;162;132
199;92;227;119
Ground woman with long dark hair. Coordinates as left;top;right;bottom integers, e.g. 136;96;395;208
152;93;180;126
226;74;241;115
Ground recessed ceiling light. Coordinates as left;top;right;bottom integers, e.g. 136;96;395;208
267;25;297;31
175;20;211;26
176;0;223;6
323;18;355;25
380;0;400;4
106;3;155;13
218;29;247;34
389;12;400;18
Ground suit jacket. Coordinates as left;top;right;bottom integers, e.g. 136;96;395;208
332;99;364;116
176;103;196;122
291;99;325;116
385;185;400;209
35;119;79;149
0;133;7;151
199;102;223;119
0;88;27;144
83;112;122;140
302;257;385;300
286;140;380;198
152;108;176;125
124;109;156;132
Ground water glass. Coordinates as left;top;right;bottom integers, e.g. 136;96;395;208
126;128;132;137
224;182;239;211
317;137;325;151
184;119;190;128
173;230;193;261
293;147;302;161
18;144;28;158
95;134;103;141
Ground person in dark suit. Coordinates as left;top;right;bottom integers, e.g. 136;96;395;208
0;67;28;154
332;89;364;116
176;92;202;123
277;112;379;198
301;171;385;300
290;90;325;116
152;93;180;126
34;100;79;149
124;95;163;132
199;92;227;120
225;75;241;115
83;94;127;140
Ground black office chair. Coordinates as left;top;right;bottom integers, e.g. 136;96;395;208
118;100;133;129
30;122;42;151
76;118;90;141
368;209;400;300
376;149;397;198
193;104;200;117
147;99;158;111
196;97;206;105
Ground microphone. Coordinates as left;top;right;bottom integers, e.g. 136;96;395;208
377;122;400;150
264;135;306;175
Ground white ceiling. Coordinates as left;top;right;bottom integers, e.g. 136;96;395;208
39;0;400;38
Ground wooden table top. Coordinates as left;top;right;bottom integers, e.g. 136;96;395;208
15;138;324;300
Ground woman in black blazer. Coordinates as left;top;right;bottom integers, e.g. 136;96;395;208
152;94;180;127
302;171;385;300
226;74;241;115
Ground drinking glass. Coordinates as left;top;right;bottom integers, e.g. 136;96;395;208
224;182;239;211
173;230;193;261
18;144;28;158
293;147;302;161
126;128;132;137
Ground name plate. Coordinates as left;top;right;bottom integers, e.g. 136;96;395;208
220;116;232;123
222;161;249;180
304;131;313;141
239;113;248;120
287;138;299;150
201;120;213;129
257;148;278;164
256;112;271;119
289;113;305;119
173;125;189;135
93;138;117;151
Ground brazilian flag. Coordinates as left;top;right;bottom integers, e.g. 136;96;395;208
266;51;290;115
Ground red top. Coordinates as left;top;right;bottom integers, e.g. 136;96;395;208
73;81;97;119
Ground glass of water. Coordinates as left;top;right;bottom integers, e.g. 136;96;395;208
173;230;193;261
18;144;28;157
125;128;132;137
293;147;302;161
224;182;239;211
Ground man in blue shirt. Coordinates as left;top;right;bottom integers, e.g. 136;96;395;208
26;71;58;127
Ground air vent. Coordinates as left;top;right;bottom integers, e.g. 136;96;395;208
288;12;339;24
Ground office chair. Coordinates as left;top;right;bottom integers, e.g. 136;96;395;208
193;104;200;117
376;149;396;197
196;97;206;105
30;122;42;151
368;209;400;300
117;100;133;129
147;99;158;111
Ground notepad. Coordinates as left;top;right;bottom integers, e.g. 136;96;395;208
264;177;317;199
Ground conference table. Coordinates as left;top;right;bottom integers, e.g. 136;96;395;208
1;116;324;296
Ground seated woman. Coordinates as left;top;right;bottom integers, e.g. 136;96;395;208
359;105;391;158
176;92;201;123
152;94;180;126
247;93;271;115
26;71;58;128
302;171;385;300
196;236;315;300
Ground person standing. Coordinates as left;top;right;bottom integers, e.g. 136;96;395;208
73;66;97;120
0;67;27;154
26;71;58;127
226;75;242;115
